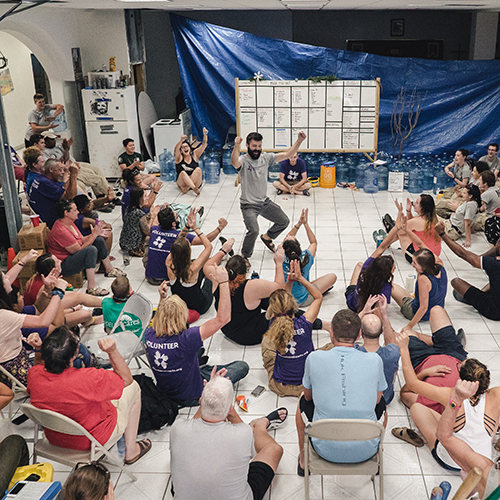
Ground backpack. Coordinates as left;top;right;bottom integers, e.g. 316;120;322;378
133;373;178;433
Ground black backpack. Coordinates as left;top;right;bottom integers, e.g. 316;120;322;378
133;373;179;434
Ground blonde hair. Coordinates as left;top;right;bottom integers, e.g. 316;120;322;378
23;146;41;163
264;289;298;354
153;295;189;337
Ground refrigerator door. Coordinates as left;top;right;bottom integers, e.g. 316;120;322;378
86;121;140;178
82;88;133;122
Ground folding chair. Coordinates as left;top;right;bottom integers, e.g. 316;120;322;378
85;292;153;367
20;403;137;482
304;419;385;500
0;365;28;420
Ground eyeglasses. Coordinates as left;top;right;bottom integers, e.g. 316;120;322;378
74;461;111;481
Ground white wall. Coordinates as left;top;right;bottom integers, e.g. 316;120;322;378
470;11;499;60
0;31;36;148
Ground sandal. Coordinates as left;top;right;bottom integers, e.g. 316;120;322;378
124;438;152;465
391;427;424;447
86;287;110;297
266;407;288;430
260;234;276;253
297;456;305;477
129;248;144;258
105;268;127;278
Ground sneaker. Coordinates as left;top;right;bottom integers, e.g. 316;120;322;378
112;198;122;206
372;230;381;245
302;189;310;197
197;206;205;217
453;289;469;304
97;205;113;213
92;308;103;317
456;328;466;348
382;214;395;233
277;189;283;195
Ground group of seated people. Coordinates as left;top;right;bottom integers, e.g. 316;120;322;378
3;121;500;498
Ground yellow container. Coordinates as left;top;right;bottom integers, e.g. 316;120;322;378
9;463;54;489
307;176;319;187
320;164;336;188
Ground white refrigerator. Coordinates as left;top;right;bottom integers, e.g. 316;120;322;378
82;86;140;178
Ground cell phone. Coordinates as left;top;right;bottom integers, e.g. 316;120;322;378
25;474;41;481
250;385;265;398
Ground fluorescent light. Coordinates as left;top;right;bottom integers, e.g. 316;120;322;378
115;0;173;3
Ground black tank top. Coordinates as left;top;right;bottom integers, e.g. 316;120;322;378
176;157;199;177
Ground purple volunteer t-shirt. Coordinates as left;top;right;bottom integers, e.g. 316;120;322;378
28;175;65;229
272;315;314;386
144;325;203;401
146;228;195;281
346;257;392;311
74;213;92;236
280;158;307;182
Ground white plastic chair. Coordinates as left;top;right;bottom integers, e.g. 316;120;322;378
21;402;137;481
85;292;153;367
304;419;385;500
0;365;28;420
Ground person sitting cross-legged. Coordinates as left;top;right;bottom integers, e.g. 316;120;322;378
170;372;287;500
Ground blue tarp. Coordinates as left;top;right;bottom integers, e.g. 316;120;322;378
171;13;500;155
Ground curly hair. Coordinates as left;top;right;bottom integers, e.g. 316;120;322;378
170;237;192;283
459;358;490;398
356;255;394;312
226;255;250;294
264;289;299;354
419;194;440;242
283;238;309;270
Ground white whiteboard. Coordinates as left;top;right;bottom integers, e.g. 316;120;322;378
236;78;379;152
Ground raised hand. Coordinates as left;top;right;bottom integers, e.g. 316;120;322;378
42;268;60;291
288;259;302;282
299;208;309;226
217;218;228;230
186;207;197;229
203;127;208;136
454;379;479;401
98;337;117;353
27;332;42;349
234;137;243;145
395;331;410;350
221;237;235;254
158;280;169;299
212;266;229;284
298;131;306;141
273;246;285;265
435;221;445;235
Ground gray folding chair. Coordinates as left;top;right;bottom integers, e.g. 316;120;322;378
0;365;28;420
21;403;137;481
304;419;385;500
85;292;153;367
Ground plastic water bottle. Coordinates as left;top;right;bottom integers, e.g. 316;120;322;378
355;163;366;189
408;167;422;193
205;153;220;184
251;270;260;279
198;153;206;182
165;151;176;181
222;148;236;175
377;164;389;191
159;149;168;181
117;434;126;459
405;274;416;297
267;162;281;182
421;165;434;191
433;166;448;194
336;157;348;184
363;164;379;194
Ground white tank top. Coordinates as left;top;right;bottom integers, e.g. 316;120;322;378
454;394;494;461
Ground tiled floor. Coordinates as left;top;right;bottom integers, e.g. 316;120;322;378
2;173;498;499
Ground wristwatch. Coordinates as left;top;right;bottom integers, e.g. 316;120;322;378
51;287;65;300
449;397;461;410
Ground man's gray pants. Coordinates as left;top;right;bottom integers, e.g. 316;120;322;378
240;198;289;258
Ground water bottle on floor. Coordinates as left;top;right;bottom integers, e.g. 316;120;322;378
117;434;126;459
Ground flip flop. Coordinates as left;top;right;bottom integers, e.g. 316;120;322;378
124;438;152;465
391;427;424;447
260;234;276;253
297;456;305;477
266;407;288;430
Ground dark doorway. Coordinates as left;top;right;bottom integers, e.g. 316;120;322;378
30;53;52;100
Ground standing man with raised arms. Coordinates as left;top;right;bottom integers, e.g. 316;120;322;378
231;131;306;259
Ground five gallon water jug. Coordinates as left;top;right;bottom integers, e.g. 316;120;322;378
165;151;176;181
205;153;220;184
159;149;169;181
347;156;357;183
433;166;448;194
222;148;236;175
421;165;434;191
363;164;379;194
336;157;349;184
198;153;206;182
377;164;389;191
355;163;366;189
408;167;422;193
267;162;280;182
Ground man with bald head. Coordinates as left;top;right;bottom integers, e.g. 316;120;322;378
355;295;400;405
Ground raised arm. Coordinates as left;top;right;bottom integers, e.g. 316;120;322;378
289;260;322;323
98;337;133;387
435;221;481;268
378;294;397;345
275;131;306;163
191;218;227;245
5;249;38;285
231;137;242;170
193;128;208;161
199;267;231;340
61;162;79;200
406;274;431;330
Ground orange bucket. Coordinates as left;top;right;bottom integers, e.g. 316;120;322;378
320;163;336;188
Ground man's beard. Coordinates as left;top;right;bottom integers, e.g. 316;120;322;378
248;149;262;160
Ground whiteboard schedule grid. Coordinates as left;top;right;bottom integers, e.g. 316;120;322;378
236;78;380;153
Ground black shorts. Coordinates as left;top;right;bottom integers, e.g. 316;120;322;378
464;286;500;321
405;243;416;264
248;461;275;500
345;284;356;299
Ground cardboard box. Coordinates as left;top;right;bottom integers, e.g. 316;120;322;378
12;249;43;279
65;272;84;289
17;223;49;251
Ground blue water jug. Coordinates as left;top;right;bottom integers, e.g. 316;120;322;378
165;151;176;181
408;167;422;193
268;162;281;182
433;166;448;194
355;163;366;189
346;156;357;183
205;153;220;184
309;153;320;177
222;148;236;175
377;164;389;191
159;149;168;181
336;159;349;184
363;164;379;194
421;165;434;191
198;153;206;182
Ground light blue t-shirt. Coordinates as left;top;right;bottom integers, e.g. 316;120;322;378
283;249;314;304
303;346;387;463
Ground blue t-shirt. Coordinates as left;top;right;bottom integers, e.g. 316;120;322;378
280;158;307;182
412;266;448;321
272;315;314;386
355;343;400;405
346;257;392;312
283;249;314;304
21;305;49;343
121;185;149;219
303;347;387;463
146;228;195;281
144;325;203;402
26;171;40;195
29;175;65;228
74;213;92;236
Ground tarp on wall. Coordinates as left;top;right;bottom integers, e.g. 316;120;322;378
171;13;500;156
